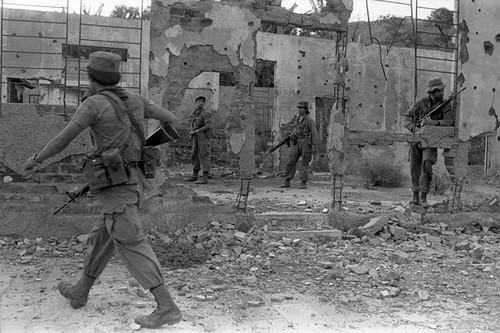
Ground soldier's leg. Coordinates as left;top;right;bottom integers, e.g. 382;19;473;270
184;140;200;181
409;143;423;193
194;142;211;184
108;205;182;328
299;140;312;183
58;216;114;309
421;148;438;196
283;144;300;182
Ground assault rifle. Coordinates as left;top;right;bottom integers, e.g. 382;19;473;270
263;134;295;158
53;184;90;215
418;87;466;127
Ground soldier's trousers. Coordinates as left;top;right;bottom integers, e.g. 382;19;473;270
409;143;437;194
191;138;211;173
83;169;164;290
283;138;312;182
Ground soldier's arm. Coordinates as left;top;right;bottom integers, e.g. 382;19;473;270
439;102;454;126
31;121;85;163
404;101;420;132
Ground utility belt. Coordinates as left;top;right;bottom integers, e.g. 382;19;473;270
296;133;311;139
83;146;160;193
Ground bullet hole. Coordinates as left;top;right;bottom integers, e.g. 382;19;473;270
299;50;306;57
374;85;377;89
380;105;383;108
297;76;301;80
376;121;380;125
322;56;325;60
358;103;363;107
224;47;227;51
358;72;361;75
484;41;494;56
296;90;300;94
12;32;16;36
183;62;188;66
16;54;19;58
493;88;496;92
325;80;329;83
248;22;254;26
474;86;477;89
298;65;302;69
478;9;481;12
476;32;479;35
53;39;57;43
496;34;500;43
38;32;43;37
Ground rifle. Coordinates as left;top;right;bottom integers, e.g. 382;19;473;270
418;87;466;127
53;184;90;215
263;135;293;158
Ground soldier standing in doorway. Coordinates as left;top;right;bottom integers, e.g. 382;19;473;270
404;77;454;207
280;101;319;189
184;96;212;184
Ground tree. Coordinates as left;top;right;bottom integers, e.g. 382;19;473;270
110;5;143;19
427;7;455;49
377;14;416;48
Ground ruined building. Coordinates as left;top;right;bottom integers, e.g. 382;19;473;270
0;0;498;235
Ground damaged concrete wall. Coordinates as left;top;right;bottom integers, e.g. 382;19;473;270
1;8;150;104
150;0;352;177
457;1;500;174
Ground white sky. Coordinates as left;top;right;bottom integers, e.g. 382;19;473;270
281;0;455;21
7;0;454;20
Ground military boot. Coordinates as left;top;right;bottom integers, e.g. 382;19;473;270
135;283;182;329
409;191;419;205
194;172;208;184
421;192;429;208
280;179;290;188
183;172;198;182
58;273;96;309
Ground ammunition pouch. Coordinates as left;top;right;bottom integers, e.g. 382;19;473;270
142;146;161;178
83;148;129;192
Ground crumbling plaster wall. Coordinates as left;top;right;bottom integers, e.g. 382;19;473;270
457;1;500;174
1;8;150;104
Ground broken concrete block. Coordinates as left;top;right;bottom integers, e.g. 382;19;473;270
234;231;247;241
390;251;410;264
469;246;484;260
389;225;407;240
455;241;471;251
359;215;389;236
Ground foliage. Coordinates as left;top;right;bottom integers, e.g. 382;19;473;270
110;5;151;19
150;238;211;269
360;158;405;188
348;7;456;50
430;171;452;195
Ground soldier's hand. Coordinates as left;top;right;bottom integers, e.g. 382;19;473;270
425;120;440;126
189;130;197;136
22;157;38;173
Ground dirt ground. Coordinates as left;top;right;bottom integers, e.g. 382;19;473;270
1;165;500;333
